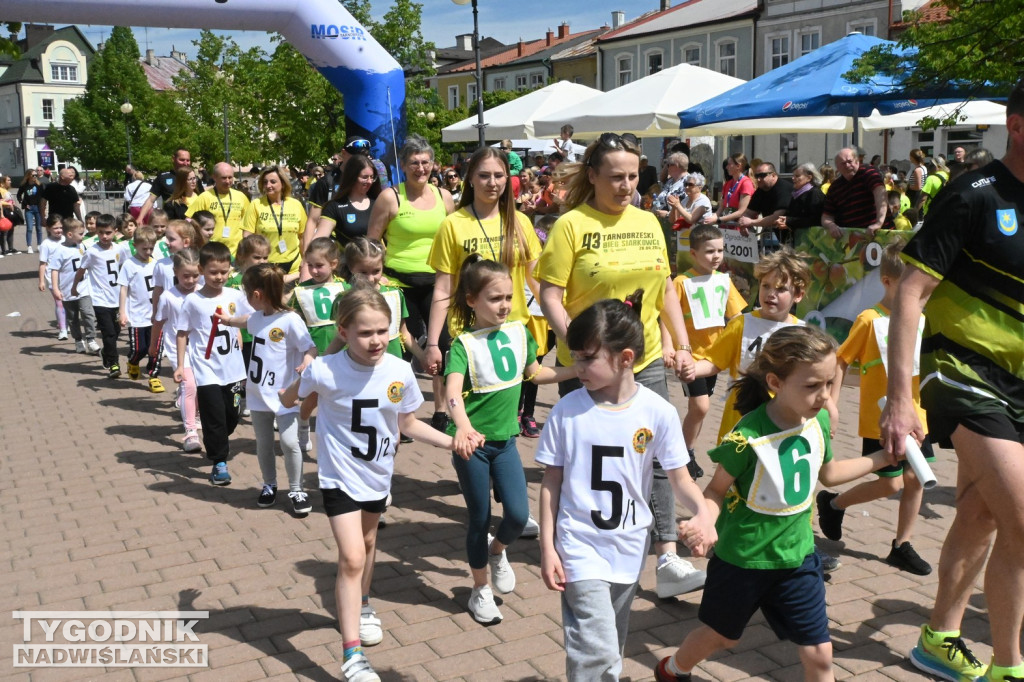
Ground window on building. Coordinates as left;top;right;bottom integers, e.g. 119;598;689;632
769;35;790;69
531;73;544;87
616;55;632;87
42;99;54;121
574;75;584;84
799;30;821;56
848;20;876;36
682;45;701;67
515;74;528;90
647;51;663;75
50;64;78;82
448;85;459;109
467;82;478;104
494;77;506;90
717;41;737;77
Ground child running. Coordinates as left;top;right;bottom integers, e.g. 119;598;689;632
72;214;128;376
227;234;271;417
49;218;97;354
152;248;203;453
655;325;897;682
445;255;572;625
118;227;164;393
37;216;68;341
673;224;748;478
537;291;714;682
149;208;171;259
289;237;346;355
190;210;217;245
816;240;935;575
174;241;252;485
280;283;455;682
692;248;809;442
217;263;317;515
151;219;206;335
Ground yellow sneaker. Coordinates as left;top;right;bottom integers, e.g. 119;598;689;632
149;377;165;394
127;363;141;380
910;625;985;682
984;663;1024;681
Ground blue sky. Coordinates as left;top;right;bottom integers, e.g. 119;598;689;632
63;0;634;58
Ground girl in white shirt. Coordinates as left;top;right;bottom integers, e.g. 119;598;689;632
280;284;454;682
537;290;715;682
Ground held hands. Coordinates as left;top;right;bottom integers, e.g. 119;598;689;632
425;345;443;376
673;350;696;383
677;514;718;558
453;427;485;460
662;346;675;369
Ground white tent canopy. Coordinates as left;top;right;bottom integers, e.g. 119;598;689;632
533;64;745;138
441;81;603;143
860;100;1006;131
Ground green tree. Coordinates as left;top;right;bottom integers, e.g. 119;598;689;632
848;0;1020;106
50;26;174;175
0;23;21;59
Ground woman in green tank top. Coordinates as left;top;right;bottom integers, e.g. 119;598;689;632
368;134;456;426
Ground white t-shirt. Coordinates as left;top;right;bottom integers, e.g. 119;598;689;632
153;256;174;292
124;180;152;209
79;243;127;308
245;310;316;414
117;255;156;328
299;351;423;500
178;288;251;386
38;236;65;269
534;384;689;584
49;242;89;301
154;285;190;369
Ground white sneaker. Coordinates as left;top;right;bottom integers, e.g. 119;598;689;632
27;246;33;254
520;514;540;539
182;430;202;453
56;330;68;340
655;553;707;599
359;603;383;646
468;584;502;625
340;652;380;682
75;340;86;353
86;339;100;353
487;534;516;594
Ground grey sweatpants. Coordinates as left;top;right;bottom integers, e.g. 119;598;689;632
561;579;639;682
250;410;303;491
62;296;96;342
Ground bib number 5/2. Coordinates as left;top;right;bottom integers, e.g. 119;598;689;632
351;399;391;461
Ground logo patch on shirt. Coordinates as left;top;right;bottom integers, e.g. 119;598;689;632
387;381;404;403
346;214;356;224
632;428;653;454
997;209;1018;236
228;302;237;315
268;327;285;342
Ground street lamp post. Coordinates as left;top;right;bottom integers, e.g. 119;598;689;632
452;0;486;148
119;101;133;167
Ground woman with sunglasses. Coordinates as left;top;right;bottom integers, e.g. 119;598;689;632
652;152;689;221
705;152;754;228
368;134;456;429
164;167;199;221
536;132;706;602
311;156;381;248
443;169;463;203
669;173;712;272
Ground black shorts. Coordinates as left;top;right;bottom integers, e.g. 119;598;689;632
321;487;388;517
682;374;718;398
861;436;935;477
927;411;1024;450
698;552;830;645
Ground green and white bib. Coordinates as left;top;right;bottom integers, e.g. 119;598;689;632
294;281;349;328
458;321;529;394
744;416;826;516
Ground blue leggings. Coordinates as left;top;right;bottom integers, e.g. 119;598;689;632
452;437;529;569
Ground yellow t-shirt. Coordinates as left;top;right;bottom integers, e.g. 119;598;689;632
837;304;927;439
698;310;802;442
893;214;912;231
673;268;748;356
428;207;541;335
186;188;251;256
535;203;670;371
242;196;308;274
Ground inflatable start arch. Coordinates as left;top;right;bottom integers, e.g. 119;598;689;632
0;0;406;177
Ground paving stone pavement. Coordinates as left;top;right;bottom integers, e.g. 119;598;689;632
0;252;989;681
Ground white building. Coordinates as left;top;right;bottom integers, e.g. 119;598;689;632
0;25;94;178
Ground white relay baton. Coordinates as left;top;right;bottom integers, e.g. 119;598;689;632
877;398;937;490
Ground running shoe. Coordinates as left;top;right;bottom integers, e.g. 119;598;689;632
56;330;68;340
816;490;845;541
148;377;165;393
519;414;540;438
86;339;100;353
655;553;706;598
210;462;231;486
909;624;985;682
182;430;202;453
655;657;692;682
75;340;86;353
127;363;141;380
340;652;381;682
687;457;704;480
487;534;516;593
430;411;449;432
359;603;383;646
520;514;540;539
257;484;277;508
468;584;502;625
107;364;121;379
815;546;841;573
288;490;312;515
887;541;932;575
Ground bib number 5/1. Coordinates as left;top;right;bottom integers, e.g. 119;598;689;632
591;445;626;530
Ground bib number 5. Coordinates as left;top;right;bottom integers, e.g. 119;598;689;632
591;446;625;530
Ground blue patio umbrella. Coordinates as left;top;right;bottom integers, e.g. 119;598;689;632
678;33;966;144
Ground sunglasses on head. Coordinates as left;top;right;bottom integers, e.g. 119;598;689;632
588;132;639;166
346;139;371;152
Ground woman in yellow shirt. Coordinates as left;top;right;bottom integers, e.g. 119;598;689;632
242;166;307;281
535;132;703;599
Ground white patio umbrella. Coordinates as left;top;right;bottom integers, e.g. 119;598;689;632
533;63;746;138
860;100;1005;131
441;81;603;143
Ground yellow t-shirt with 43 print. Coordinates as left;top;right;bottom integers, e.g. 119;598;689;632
187;188;251;256
242;196;308;274
535;203;670;371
